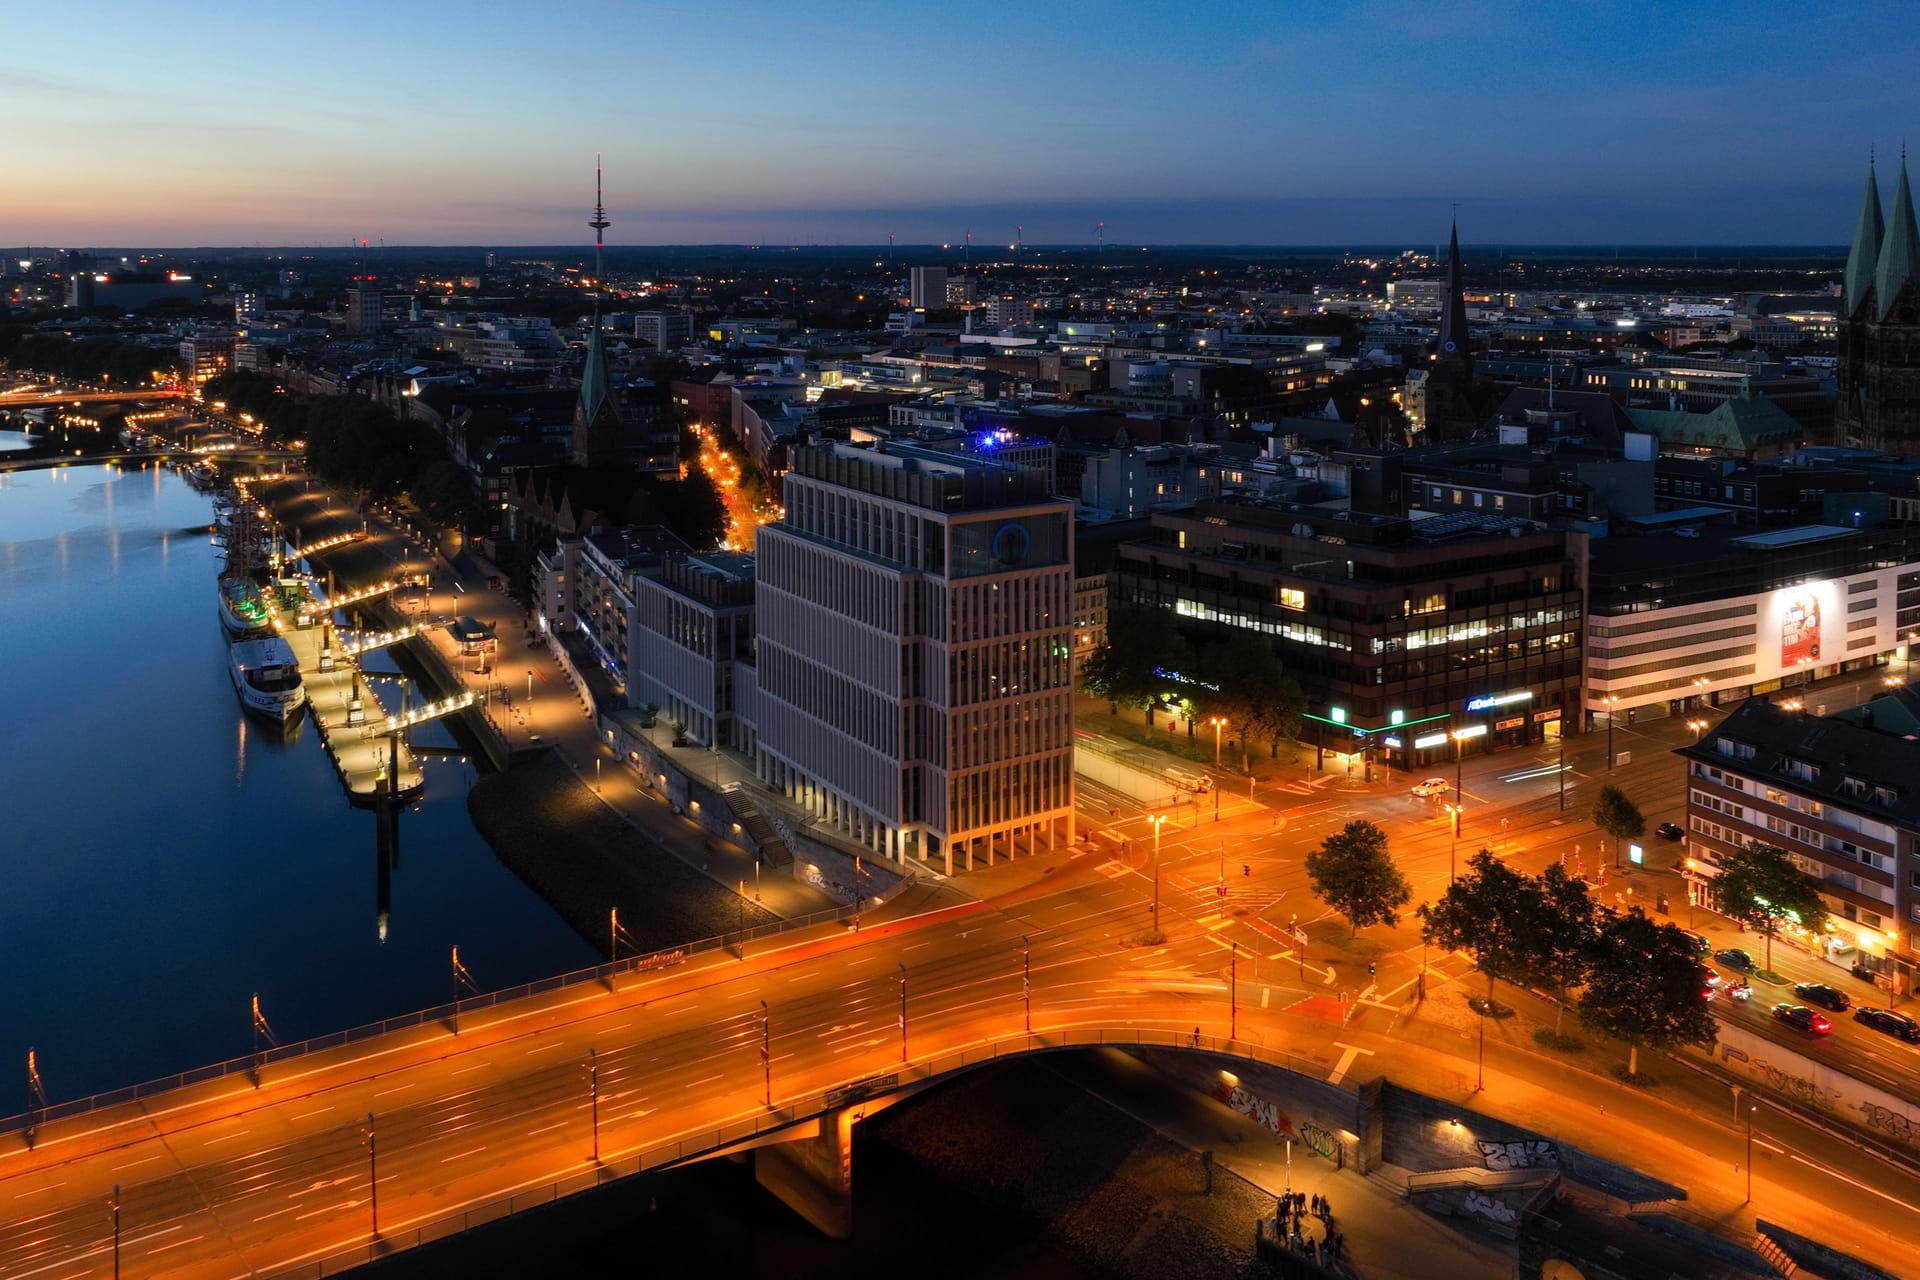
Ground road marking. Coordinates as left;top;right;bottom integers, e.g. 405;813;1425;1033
373;1083;412;1098
1322;966;1335;986
111;1154;163;1173
145;1234;205;1256
1787;1152;1920;1210
1261;988;1270;1009
12;1181;65;1198
288;1106;333;1121
441;1146;486;1164
1327;1043;1375;1085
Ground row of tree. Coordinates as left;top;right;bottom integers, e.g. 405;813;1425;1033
1081;606;1304;769
1301;820;1831;1074
0;330;181;386
203;371;473;526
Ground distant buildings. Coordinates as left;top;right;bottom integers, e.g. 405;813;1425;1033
909;266;947;311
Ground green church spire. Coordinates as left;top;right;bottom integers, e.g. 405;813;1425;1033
1874;157;1920;321
1844;159;1883;318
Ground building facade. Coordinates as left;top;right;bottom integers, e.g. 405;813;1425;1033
1837;159;1920;452
630;550;755;747
1113;501;1584;772
1678;696;1920;993
750;441;1076;871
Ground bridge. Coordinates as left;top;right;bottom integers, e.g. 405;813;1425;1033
0;865;1371;1279
0;387;187;408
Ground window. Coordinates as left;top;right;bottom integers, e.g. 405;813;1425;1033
1278;587;1306;610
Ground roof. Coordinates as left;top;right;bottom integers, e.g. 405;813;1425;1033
1874;159;1920;321
578;305;615;426
1625;391;1804;453
1675;698;1920;831
1844;162;1885;318
1727;524;1854;549
446;616;495;644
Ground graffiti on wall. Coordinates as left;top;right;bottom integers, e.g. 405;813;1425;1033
1300;1123;1338;1159
1463;1190;1518;1225
1213;1083;1300;1140
1478;1139;1557;1171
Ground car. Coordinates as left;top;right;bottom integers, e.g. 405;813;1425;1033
1655;821;1684;840
1411;777;1452;798
1794;982;1851;1012
1679;929;1712;957
1714;948;1755;971
1854;1006;1920;1042
1772;1003;1832;1034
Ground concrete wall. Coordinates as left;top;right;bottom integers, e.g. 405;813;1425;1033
1699;1018;1920;1156
1378;1083;1683;1206
1133;1048;1370;1174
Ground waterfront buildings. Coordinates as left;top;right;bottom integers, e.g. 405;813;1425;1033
748;440;1076;871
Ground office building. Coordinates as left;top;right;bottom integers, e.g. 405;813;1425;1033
750;441;1076;871
631;550;756;747
910;266;948;311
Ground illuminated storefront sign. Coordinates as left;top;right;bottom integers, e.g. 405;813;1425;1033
1466;691;1534;713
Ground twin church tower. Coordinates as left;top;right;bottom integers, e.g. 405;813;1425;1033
1838;155;1920;452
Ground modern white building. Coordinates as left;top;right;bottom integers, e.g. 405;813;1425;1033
630;550;756;747
750;441;1076;872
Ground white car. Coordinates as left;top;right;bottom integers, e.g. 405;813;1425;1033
1410;777;1451;798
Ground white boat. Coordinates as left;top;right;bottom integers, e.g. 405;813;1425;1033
229;637;306;721
218;574;272;638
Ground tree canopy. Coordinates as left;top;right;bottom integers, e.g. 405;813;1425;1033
1419;850;1540;999
1;331;180;385
1306;820;1410;937
1577;908;1717;1075
1712;840;1829;970
1198;632;1304;769
1590;783;1646;866
1081;605;1191;723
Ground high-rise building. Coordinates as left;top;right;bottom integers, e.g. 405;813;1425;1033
344;277;382;333
634;308;693;351
749;441;1076;871
1837;156;1920;451
910;266;948;310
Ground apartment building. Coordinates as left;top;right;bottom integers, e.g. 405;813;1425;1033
750;441;1076;871
629;550;755;747
1677;695;1920;992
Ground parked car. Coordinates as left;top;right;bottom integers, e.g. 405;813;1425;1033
1654;821;1684;840
1678;929;1712;957
1714;948;1755;971
1794;982;1851;1012
1411;777;1451;798
1772;1003;1832;1035
1854;1006;1920;1042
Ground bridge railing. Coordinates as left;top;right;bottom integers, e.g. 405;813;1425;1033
259;1023;1330;1278
0;889;908;1137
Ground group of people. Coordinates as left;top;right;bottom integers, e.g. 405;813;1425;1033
1270;1190;1346;1267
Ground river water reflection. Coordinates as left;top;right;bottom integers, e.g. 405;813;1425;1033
0;463;595;1101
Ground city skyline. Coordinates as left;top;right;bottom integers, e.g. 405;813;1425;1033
6;0;1918;247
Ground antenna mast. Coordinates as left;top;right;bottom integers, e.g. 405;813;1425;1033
588;153;611;287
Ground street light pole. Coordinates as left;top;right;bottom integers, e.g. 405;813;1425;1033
1476;1009;1486;1092
110;1184;120;1280
1557;729;1566;812
760;1001;771;1107
366;1112;378;1239
1151;815;1166;934
1606;696;1618;770
1746;1104;1757;1203
1021;936;1032;1035
898;963;908;1063
589;1047;599;1163
1230;941;1238;1041
1209;715;1226;766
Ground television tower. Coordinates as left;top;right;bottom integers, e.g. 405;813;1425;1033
1096;220;1105;256
1016;224;1024;262
588;154;610;285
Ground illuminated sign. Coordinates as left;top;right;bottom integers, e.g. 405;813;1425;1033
1390;709;1405;726
1766;580;1840;679
1330;707;1347;724
1414;732;1449;749
1453;724;1488;741
1466;691;1534;713
1628;843;1644;866
1383;737;1403;749
1780;588;1822;667
1153;666;1221;692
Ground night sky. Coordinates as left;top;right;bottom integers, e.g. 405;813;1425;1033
5;0;1913;246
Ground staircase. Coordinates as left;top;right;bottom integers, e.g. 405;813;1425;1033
723;785;793;869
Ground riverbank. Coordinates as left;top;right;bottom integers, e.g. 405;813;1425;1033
468;747;780;957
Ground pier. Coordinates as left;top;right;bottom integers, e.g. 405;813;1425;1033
277;609;427;806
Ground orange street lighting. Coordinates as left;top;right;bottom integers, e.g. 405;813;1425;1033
1207;715;1228;766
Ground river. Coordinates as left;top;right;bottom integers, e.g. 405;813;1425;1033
0;463;598;1101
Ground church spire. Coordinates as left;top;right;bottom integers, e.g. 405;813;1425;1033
1436;219;1473;383
1874;156;1920;321
1844;157;1884;319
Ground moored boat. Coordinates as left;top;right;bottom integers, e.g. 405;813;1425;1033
228;637;306;721
218;574;272;638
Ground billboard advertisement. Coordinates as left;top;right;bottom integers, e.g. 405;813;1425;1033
1769;581;1839;676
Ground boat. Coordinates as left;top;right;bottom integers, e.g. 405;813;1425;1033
218;574;273;638
228;637;306;721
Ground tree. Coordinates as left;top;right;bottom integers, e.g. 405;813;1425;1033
1081;606;1191;726
1531;863;1601;1031
409;460;476;530
1713;840;1829;971
654;467;729;550
1418;850;1540;1004
1591;784;1645;869
1306;820;1410;938
1577;908;1717;1076
1199;632;1304;770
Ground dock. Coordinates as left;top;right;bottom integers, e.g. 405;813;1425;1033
274;595;427;807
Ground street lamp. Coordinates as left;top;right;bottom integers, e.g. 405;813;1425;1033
760;1001;771;1107
897;962;909;1063
1229;941;1239;1041
110;1183;121;1280
588;1047;599;1163
1605;695;1619;770
1021;935;1032;1034
1149;814;1169;934
1687;717;1709;742
1746;1104;1757;1203
1208;715;1227;767
1446;803;1462;882
365;1111;379;1239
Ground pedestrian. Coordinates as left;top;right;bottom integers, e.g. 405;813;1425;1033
1501;816;1510;833
1311;1192;1321;1214
1192;1026;1201;1047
